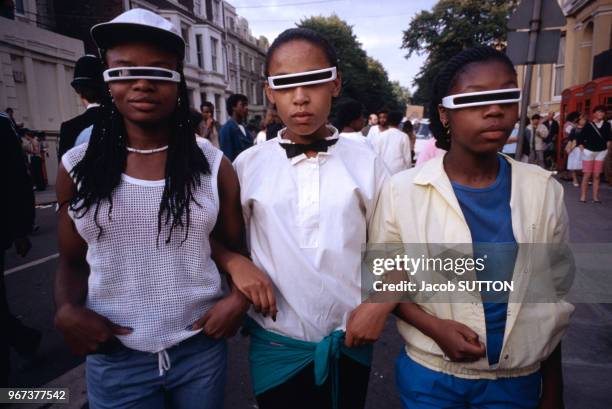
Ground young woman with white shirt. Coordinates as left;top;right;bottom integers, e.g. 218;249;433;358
232;28;389;409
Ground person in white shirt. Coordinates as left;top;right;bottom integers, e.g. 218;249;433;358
337;98;370;146
526;114;549;167
361;113;378;136
366;109;388;138
233;27;388;409
368;110;412;174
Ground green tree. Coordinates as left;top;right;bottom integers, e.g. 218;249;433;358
391;80;412;107
402;0;518;108
298;15;403;117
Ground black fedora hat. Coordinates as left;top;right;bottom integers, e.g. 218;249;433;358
71;54;104;89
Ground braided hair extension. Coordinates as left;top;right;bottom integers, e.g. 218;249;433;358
429;46;517;150
68;53;211;245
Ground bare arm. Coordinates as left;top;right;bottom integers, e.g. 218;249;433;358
192;156;277;337
54;164;131;355
212;157;276;319
54;164;89;309
394;303;486;362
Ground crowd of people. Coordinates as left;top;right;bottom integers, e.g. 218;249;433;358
3;108;50;192
2;7;610;409
501;106;612;203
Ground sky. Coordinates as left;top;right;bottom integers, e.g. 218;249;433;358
231;0;437;92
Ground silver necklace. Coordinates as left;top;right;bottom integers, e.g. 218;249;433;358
126;145;169;154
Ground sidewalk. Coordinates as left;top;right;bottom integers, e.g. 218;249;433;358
35;186;56;206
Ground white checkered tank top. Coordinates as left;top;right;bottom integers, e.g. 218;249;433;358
62;140;224;353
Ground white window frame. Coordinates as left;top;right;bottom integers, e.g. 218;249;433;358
194;0;202;16
211;37;219;72
195;34;204;69
551;35;565;101
182;25;191;63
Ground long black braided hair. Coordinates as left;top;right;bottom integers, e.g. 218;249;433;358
429;46;517;150
68;51;210;245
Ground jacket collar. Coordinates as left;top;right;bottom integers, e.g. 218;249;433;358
412;152;553;243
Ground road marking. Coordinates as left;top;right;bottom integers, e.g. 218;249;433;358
4;253;59;276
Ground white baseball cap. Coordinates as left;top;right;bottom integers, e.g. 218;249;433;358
91;8;185;60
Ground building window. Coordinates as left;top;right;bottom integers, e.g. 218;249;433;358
240;79;246;94
200;92;207;105
205;0;213;21
195;34;204;68
214;94;222;120
251;82;257;103
14;0;24;15
182;26;190;62
553;35;565;97
211;37;218;72
213;0;220;24
257;83;264;105
239;52;243;68
230;44;236;63
229;17;235;31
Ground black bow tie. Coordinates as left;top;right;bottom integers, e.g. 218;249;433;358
279;138;338;158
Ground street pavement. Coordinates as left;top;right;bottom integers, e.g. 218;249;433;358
3;179;612;409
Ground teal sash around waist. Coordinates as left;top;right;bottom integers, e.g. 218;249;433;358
243;317;373;409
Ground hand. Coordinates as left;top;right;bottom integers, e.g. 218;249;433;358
54;304;132;356
430;318;486;362
227;257;277;320
206;118;214;129
191;290;249;339
345;303;396;348
14;237;31;257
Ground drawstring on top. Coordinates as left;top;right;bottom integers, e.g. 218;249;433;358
158;350;171;376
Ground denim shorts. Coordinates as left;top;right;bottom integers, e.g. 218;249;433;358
86;332;227;409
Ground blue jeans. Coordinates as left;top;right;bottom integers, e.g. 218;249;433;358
86;332;227;409
396;350;542;409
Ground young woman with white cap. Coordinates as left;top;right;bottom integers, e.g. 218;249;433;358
53;9;275;409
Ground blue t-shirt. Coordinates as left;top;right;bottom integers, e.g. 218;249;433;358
451;155;517;365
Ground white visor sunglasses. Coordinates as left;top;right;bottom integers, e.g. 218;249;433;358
441;88;521;109
103;67;181;83
268;67;337;90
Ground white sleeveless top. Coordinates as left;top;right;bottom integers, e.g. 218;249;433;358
62;141;224;353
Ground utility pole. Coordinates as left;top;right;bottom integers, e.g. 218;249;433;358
507;0;565;159
515;0;542;160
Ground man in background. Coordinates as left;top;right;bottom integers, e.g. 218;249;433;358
527;114;549;168
200;101;221;148
367;109;389;138
369;110;412;175
543;111;560;170
58;55;104;158
1;113;39;386
219;93;252;161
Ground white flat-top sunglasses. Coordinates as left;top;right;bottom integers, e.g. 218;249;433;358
103;67;181;83
441;88;521;109
268;67;337;90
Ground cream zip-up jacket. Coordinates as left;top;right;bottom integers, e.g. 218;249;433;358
369;153;574;379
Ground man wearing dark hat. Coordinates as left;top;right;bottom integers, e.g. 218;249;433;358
57;54;104;158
